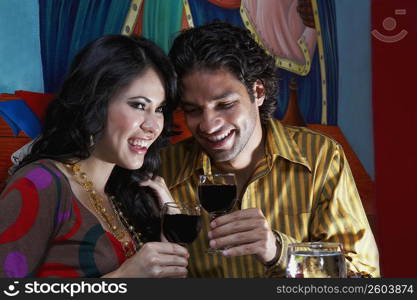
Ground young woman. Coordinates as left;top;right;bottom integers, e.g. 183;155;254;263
0;35;188;278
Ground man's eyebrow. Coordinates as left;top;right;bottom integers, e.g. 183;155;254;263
180;100;196;106
211;92;236;101
180;93;237;106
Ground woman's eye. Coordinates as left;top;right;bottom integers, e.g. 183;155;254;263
129;102;145;110
156;106;166;113
181;104;198;114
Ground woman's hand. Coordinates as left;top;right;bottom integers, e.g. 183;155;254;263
104;242;189;278
139;176;174;208
139;176;176;242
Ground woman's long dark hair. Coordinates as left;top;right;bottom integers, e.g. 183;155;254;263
18;35;178;242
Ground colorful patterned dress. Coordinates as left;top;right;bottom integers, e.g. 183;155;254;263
0;160;129;277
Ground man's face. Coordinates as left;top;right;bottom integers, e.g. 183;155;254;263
181;68;264;164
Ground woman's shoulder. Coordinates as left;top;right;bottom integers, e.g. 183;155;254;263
0;159;75;226
5;159;70;192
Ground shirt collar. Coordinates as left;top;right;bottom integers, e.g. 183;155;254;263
265;119;311;172
170;119;311;188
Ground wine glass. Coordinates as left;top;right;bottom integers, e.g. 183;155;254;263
198;173;237;253
161;202;202;246
286;242;347;278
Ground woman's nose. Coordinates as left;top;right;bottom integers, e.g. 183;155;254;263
141;114;160;135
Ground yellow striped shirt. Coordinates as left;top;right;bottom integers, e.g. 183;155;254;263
160;118;380;277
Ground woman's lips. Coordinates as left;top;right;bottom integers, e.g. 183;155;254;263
128;143;148;154
128;138;151;154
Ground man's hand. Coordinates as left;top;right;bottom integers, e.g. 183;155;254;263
208;208;279;264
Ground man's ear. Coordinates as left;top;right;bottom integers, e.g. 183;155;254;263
252;80;265;107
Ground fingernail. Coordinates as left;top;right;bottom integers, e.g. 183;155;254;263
210;220;216;228
209;240;216;248
222;250;229;256
208;231;212;239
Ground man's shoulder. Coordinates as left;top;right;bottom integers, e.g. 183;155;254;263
287;125;339;145
281;124;346;170
270;119;343;158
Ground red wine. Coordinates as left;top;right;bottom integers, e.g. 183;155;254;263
162;214;202;244
198;184;237;213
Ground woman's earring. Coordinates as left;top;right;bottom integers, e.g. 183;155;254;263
89;135;95;147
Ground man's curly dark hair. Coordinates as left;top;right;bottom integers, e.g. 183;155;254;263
169;21;279;123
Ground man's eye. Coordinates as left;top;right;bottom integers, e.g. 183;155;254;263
218;102;236;109
129;102;145;110
183;107;200;114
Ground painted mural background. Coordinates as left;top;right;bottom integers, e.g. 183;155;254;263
1;0;416;277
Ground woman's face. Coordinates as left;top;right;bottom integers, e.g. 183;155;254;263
94;68;166;170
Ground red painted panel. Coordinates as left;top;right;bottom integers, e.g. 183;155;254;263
372;0;417;277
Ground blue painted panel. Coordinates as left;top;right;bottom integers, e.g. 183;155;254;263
335;0;374;179
0;0;44;93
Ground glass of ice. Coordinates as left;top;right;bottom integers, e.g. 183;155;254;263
286;242;347;278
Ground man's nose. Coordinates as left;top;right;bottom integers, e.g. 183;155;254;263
198;110;222;134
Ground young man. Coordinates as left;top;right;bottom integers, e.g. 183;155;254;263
160;22;379;277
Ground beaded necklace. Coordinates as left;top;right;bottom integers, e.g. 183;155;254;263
66;163;144;258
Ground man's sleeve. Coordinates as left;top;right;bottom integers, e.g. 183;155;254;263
266;143;380;278
308;143;380;277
